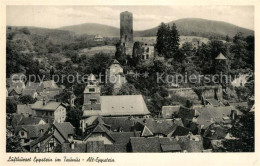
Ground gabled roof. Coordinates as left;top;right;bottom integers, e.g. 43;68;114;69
136;119;179;136
17;104;33;115
42;80;59;89
82;95;150;117
177;135;204;152
15;124;50;139
196;106;241;129
130;137;161;152
86;141;105;152
141;125;154;137
7;81;25;89
206;99;224;107
25;82;41;90
102;117;136;132
215;53;227;60
18;117;45;126
62;142;87;153
22;89;37;97
130;137;181;152
105;144;128;152
11;114;24;128
87;73;96;81
83;122;114;142
53;122;75;140
110;131;141;145
160;137;182;152
162;105;181;119
8;88;23;95
31;101;63;111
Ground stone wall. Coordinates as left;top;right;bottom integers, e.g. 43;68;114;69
168;86;223;103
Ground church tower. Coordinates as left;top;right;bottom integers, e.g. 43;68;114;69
82;74;101;111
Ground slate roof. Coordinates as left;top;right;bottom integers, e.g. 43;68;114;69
215;53;227;60
82;95;150;117
86;141;105;152
206;99;224;107
110;132;141;145
196;106;240;129
54;122;75;140
130;137;182;152
228;102;248;108
30;122;75;150
62;142;87;153
162;106;181;119
31;100;63;111
17;104;33;116
105;144;128;152
15;124;50;139
173;118;184;127
39;90;60;100
22;89;37;97
102;117;136;132
203;124;228;140
11;114;24;128
42;80;59;89
18;117;45;125
177;135;204;152
25;82;41;90
137;119;178;136
83;122;114;142
130;137;161;152
7;80;25;89
8;88;23;95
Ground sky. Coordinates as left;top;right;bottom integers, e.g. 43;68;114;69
6;6;254;30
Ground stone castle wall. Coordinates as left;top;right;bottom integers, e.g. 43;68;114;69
168;85;223;102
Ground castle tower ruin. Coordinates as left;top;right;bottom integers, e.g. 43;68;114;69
120;11;133;56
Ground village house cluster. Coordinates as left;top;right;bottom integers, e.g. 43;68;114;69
6;11;254;153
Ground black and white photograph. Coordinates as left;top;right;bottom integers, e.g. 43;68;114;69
4;4;256;156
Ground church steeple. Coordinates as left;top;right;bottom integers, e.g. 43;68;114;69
82;74;101;111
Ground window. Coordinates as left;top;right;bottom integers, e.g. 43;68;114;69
21;131;24;136
89;88;95;92
146;54;149;59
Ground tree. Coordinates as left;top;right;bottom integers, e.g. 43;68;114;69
155;22;169;56
168;23;180;58
235;86;251;101
101;82;114;95
155;23;180;59
118;83;139;95
221;112;254;152
131;41;143;66
6;135;24;152
19;95;36;104
66;106;82;136
230;32;248;70
6;98;18;114
115;42;127;65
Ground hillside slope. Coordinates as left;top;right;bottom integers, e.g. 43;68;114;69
58;18;254;39
134;18;254;38
58;23;119;37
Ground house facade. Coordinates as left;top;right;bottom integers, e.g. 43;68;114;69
31;100;67;123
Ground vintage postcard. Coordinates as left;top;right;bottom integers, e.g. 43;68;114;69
1;0;259;165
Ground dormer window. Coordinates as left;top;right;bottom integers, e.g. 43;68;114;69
89;88;95;92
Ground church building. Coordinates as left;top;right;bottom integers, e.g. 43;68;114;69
81;74;150;132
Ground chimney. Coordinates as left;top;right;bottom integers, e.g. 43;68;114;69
68;134;74;142
70;142;75;150
43;97;46;105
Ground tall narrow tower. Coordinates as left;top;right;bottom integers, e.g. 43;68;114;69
82;74;101;111
120;11;133;56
